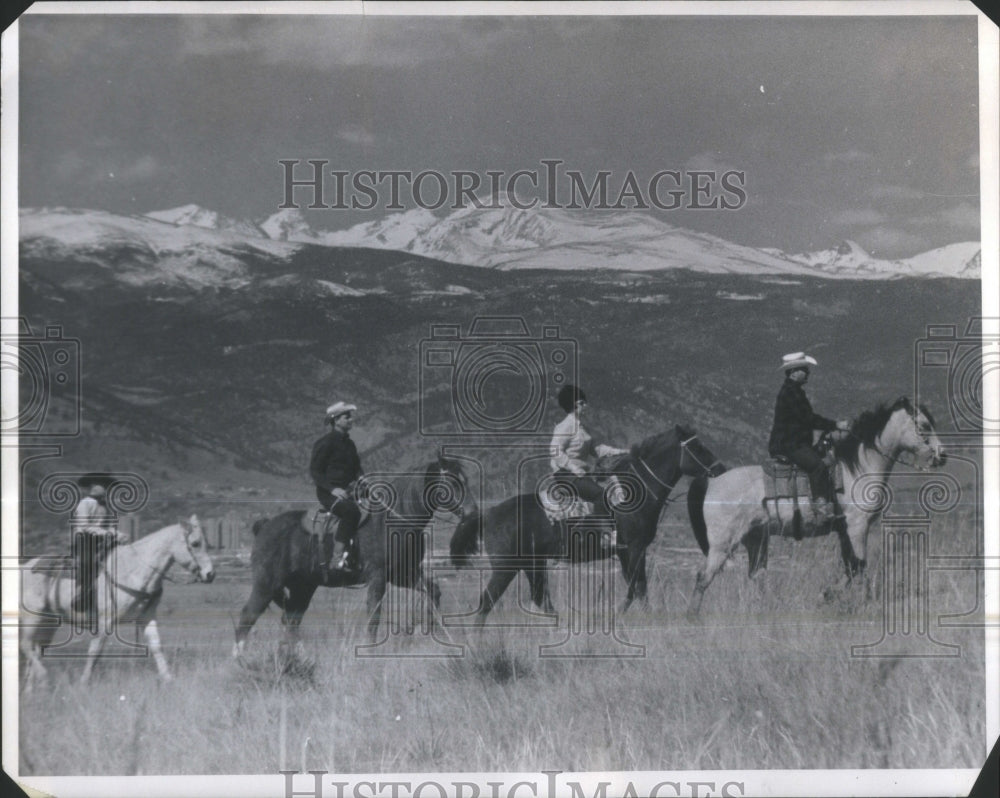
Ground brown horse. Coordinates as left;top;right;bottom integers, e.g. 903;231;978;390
233;456;477;654
449;426;725;624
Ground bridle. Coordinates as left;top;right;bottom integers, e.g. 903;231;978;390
632;434;721;502
862;409;941;471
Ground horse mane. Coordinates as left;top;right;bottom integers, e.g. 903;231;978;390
834;396;913;470
631;425;693;461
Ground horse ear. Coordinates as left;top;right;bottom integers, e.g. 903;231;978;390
178;516;192;531
189;513;199;525
896;395;913;411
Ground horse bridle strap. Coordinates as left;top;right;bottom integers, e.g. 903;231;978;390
679;435;724;475
108;576;164;604
633;455;676;493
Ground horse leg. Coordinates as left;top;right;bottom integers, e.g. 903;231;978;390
20;623;49;691
621;542;649;613
142;618;172;682
80;633;109;685
688;545;732;618
279;584;317;657
366;571;388;643
233;581;273;658
525;565;556;616
415;571;442;631
475;569;517;627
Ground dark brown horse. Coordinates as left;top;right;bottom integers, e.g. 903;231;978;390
233;456;478;653
449;426;725;624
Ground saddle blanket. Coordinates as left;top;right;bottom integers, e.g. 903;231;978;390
537;476;624;524
762;459;844;506
301;508;340;537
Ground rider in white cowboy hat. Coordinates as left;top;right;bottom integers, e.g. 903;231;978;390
767;353;850;520
309;401;363;574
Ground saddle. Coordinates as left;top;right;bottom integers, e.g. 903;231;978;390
762;452;843;530
537;476;624;525
301;507;365;582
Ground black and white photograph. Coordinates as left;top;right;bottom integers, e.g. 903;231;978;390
2;2;998;796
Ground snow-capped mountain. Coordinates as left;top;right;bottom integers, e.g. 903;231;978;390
784;240;982;279
257;208;321;243
305;200;981;279
145;204;266;239
26;203;982;281
21;207;298;289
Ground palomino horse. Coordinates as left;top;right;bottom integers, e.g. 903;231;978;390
686;397;946;613
449;425;725;624
20;515;215;688
233;456;478;654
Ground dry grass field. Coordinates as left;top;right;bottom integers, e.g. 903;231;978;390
18;481;986;777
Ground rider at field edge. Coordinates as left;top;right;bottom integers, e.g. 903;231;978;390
71;474;128;613
767;352;850;520
309;401;363;573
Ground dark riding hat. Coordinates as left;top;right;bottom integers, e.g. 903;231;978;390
77;473;114;489
557;384;587;414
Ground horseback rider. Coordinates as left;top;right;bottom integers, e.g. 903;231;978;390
550;385;627;539
71;474;128;612
767;353;850;520
309;401;363;574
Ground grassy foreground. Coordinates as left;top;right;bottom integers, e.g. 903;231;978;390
18;497;986;776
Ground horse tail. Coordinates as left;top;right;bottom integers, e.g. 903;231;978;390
688;475;710;555
449;512;481;568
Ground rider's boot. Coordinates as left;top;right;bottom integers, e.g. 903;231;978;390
330;539;350;574
812;498;834;524
601;526;618;549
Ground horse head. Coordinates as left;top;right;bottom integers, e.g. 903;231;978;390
175;514;215;583
894;399;947;469
842;397;947;471
675;425;726;478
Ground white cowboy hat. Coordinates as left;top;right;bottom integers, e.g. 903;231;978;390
325;401;357;419
779;352;818;371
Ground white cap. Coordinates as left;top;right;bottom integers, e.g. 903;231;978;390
780;352;818;371
325;401;357;419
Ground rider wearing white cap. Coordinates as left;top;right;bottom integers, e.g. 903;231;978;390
767;353;849;518
309;402;363;572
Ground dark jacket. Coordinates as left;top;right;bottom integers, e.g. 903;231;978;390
768;377;837;456
309;429;362;492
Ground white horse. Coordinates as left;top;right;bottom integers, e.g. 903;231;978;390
20;515;215;688
687;397;946;613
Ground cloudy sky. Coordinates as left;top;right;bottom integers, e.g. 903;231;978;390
16;9;982;258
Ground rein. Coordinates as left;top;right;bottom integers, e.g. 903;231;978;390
630;435;719;505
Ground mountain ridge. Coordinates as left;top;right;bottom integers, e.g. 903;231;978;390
121;203;983;280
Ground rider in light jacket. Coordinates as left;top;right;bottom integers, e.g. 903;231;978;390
550;385;627;519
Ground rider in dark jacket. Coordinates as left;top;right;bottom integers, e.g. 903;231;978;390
768;353;848;518
310;401;363;572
